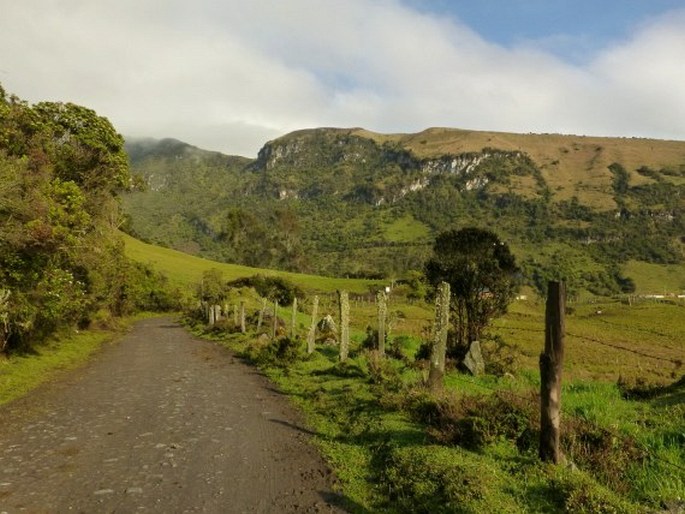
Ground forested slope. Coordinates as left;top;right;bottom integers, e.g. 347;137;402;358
122;128;685;296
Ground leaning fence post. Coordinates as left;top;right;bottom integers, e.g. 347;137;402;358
540;281;566;464
239;301;246;334
338;290;350;362
427;281;450;390
307;295;319;354
377;290;387;356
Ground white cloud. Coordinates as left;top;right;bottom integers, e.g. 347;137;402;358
0;1;683;156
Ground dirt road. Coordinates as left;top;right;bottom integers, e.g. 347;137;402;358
0;317;345;513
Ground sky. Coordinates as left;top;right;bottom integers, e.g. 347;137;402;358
1;1;684;157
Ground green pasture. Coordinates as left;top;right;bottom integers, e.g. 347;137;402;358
623;260;685;294
121;232;382;294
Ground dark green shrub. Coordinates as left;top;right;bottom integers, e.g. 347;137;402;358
227;275;303;306
409;390;537;450
255;336;303;367
366;350;404;391
562;417;645;494
480;334;521;376
376;444;514;513
549;469;640;514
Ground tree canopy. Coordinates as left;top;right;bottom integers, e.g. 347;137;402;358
0;85;172;352
425;227;519;351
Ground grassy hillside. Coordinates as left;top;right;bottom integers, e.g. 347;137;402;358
125;232;684;384
357;127;685;209
122;232;381;294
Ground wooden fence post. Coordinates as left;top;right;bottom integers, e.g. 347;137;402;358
257;298;267;330
272;300;279;340
377;290;387;356
427;281;450;390
239;301;246;334
540;280;566;464
338;290;350;362
291;297;298;338
307;295;319;354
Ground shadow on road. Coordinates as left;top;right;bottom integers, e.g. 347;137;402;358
269;417;319;437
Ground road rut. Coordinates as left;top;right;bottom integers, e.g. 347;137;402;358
0;317;345;513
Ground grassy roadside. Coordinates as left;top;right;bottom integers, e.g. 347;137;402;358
187;319;684;513
0;313;161;407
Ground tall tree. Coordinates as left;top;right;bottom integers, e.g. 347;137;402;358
425;227;519;351
0;86;136;350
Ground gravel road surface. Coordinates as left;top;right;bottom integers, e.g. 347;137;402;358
0;317;345;513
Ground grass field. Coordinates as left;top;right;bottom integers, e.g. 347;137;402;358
193;305;684;513
126;231;684;385
122;232;382;294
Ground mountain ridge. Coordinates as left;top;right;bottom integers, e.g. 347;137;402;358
122;126;685;294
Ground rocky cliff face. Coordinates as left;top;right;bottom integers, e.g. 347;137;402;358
252;128;526;204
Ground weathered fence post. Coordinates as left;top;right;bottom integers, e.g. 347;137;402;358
291;297;298;338
272;300;279;340
377;290;387;356
214;305;222;323
239;301;246;334
0;289;10;353
307;295;319;354
540;281;566;464
338;290;350;362
257;297;267;330
208;304;216;325
427;281;450;390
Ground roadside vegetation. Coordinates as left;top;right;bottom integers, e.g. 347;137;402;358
183;258;684;513
0;87;178;354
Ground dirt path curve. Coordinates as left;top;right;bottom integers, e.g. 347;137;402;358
0;317;346;513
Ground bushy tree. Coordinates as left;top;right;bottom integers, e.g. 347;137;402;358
0;85;167;351
425;228;519;351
